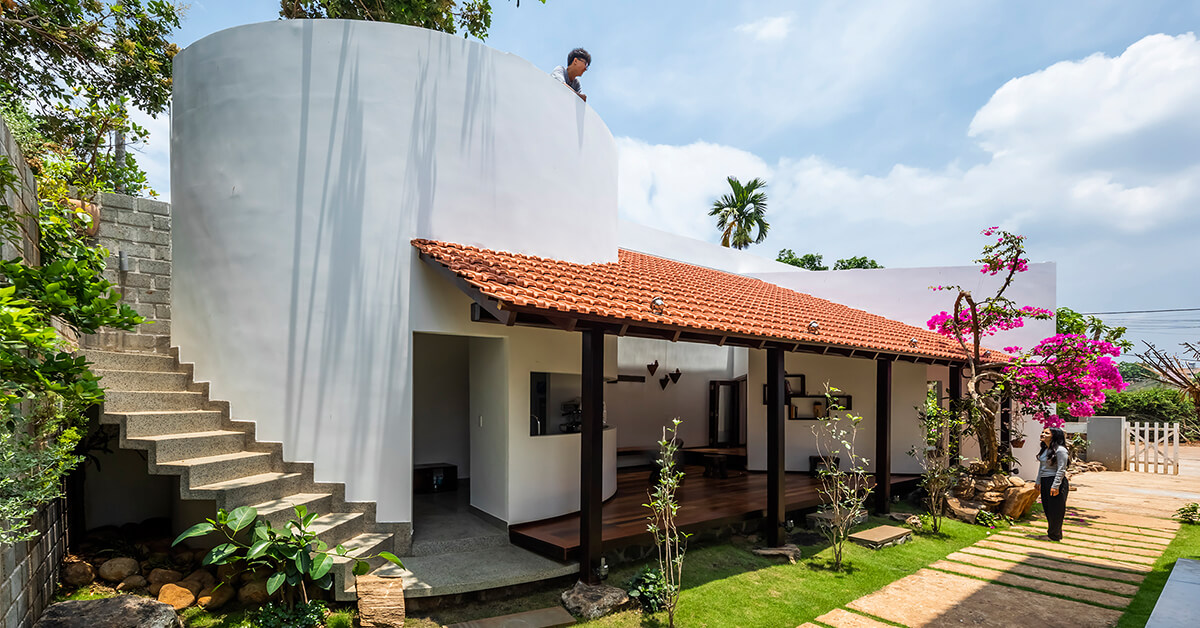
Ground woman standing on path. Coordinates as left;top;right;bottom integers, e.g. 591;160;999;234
1038;427;1071;541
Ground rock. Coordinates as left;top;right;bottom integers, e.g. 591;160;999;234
183;569;216;591
905;515;923;530
158;583;197;611
1000;485;1041;519
978;491;1007;508
61;560;96;588
1008;476;1027;487
117;575;148;591
147;568;183;586
217;563;241;584
751;544;802;564
35;596;183;628
561;581;634;620
197;584;235;610
175;578;203;596
887;512;917;522
238;579;272;604
97;557;140;582
357;575;406;628
945;496;981;524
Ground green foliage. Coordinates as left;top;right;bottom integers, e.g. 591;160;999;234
1100;387;1198;439
832;256;883;270
174;505;403;609
974;509;1010;529
325;611;355;628
246;601;326;628
776;249;826;271
1056;306;1132;352
644;419;688;628
626;567;671;613
1117;361;1155;383
279;0;547;40
1175;503;1200;525
811;386;872;571
709;176;769;250
906;387;964;533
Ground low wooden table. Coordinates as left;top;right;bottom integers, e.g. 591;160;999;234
413;462;458;494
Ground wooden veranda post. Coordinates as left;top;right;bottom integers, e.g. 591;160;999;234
874;359;892;513
765;347;787;547
580;329;605;584
948;365;962;465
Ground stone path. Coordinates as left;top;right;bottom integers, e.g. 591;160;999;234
799;506;1178;628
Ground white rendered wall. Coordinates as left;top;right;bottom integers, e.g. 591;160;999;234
171;19;619;524
469;337;508;520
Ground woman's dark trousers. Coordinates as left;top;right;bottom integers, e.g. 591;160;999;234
1040;476;1070;540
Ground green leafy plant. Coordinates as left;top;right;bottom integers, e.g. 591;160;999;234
907;387;965;533
246;600;326;628
975;509;1011;529
812;386;873;571
325;610;355;628
173;505;403;609
644;419;689;628
1176;503;1200;525
278;0;548;40
626;566;671;613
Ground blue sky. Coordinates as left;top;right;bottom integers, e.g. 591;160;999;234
138;1;1200;353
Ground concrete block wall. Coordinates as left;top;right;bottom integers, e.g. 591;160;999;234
83;192;172;353
0;116;39;265
0;500;68;628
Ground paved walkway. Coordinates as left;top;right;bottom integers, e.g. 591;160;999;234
798;451;1197;628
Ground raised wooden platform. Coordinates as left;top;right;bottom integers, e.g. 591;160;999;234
509;465;918;561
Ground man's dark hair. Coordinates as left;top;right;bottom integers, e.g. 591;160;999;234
568;48;591;68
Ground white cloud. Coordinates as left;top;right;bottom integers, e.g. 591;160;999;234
735;15;793;42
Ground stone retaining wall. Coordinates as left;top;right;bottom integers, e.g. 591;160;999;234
0;500;69;628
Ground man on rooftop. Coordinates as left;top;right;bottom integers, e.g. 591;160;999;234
550;48;590;102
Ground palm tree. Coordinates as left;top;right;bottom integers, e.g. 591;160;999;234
709;176;769;249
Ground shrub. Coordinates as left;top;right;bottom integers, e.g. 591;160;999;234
1100;387;1199;440
1176;503;1200;525
975;510;1011;529
326;611;354;628
626;567;671;613
246;601;326;628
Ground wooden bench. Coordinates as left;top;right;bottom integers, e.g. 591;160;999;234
1147;557;1200;627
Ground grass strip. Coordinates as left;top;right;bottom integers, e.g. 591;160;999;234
1116;523;1200;628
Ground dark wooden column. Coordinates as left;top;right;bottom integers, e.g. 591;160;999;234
1000;397;1013;474
948;365;962;466
579;329;604;584
765;347;786;547
874;359;893;514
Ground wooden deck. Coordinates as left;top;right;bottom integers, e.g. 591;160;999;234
509;465;919;561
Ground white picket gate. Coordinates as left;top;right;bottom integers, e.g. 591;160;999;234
1124;421;1180;474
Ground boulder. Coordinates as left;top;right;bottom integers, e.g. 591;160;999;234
97;557;140;582
117;574;148;592
182;569;217;591
158;582;197;611
34;596;182;628
174;578;203;596
945;496;981;524
197;584;236;610
238;579;272;604
147;568;183;586
905;515;923;530
1008;476;1027;487
887;512;917;522
751;544;802;564
561;581;634;620
978;491;1007;509
1001;485;1041;519
357;575;406;628
61;560;96;588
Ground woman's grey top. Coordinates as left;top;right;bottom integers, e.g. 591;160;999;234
1037;446;1069;490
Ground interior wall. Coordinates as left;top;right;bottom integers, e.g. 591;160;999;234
413;334;471;477
890;361;929;475
468;337;508;520
83;448;174;529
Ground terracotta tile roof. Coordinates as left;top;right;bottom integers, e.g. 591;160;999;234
413;239;979;362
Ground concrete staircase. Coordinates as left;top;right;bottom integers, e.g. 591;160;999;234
86;349;404;602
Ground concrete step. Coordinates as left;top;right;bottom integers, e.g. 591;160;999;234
308;512;365;548
129;430;247;463
94;369;194;392
86;350;177;372
410;532;509;557
159;451;274;487
253;493;336;528
104;390;208;412
104;410;226;437
380;545;576;599
189;472;307;509
331;532;395;601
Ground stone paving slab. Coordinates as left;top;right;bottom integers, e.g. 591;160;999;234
996;530;1163;558
846;569;1123;627
848;525;912;549
975;540;1152;574
1064;508;1179;532
1012;524;1170;549
930;560;1132;609
1146;557;1200;628
814;607;896;627
957;546;1145;584
1024;519;1175;541
984;535;1156;565
944;551;1140;596
446;606;575;628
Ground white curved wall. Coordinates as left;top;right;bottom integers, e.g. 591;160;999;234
171;20;618;524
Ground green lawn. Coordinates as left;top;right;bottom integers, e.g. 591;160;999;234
1117;523;1200;627
410;516;997;627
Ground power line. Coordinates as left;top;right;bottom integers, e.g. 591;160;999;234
1081;307;1200;315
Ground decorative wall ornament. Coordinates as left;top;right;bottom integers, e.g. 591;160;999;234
647;360;659;375
659;376;670;390
669;368;681;383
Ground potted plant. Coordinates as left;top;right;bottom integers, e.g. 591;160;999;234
1010;413;1027;448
